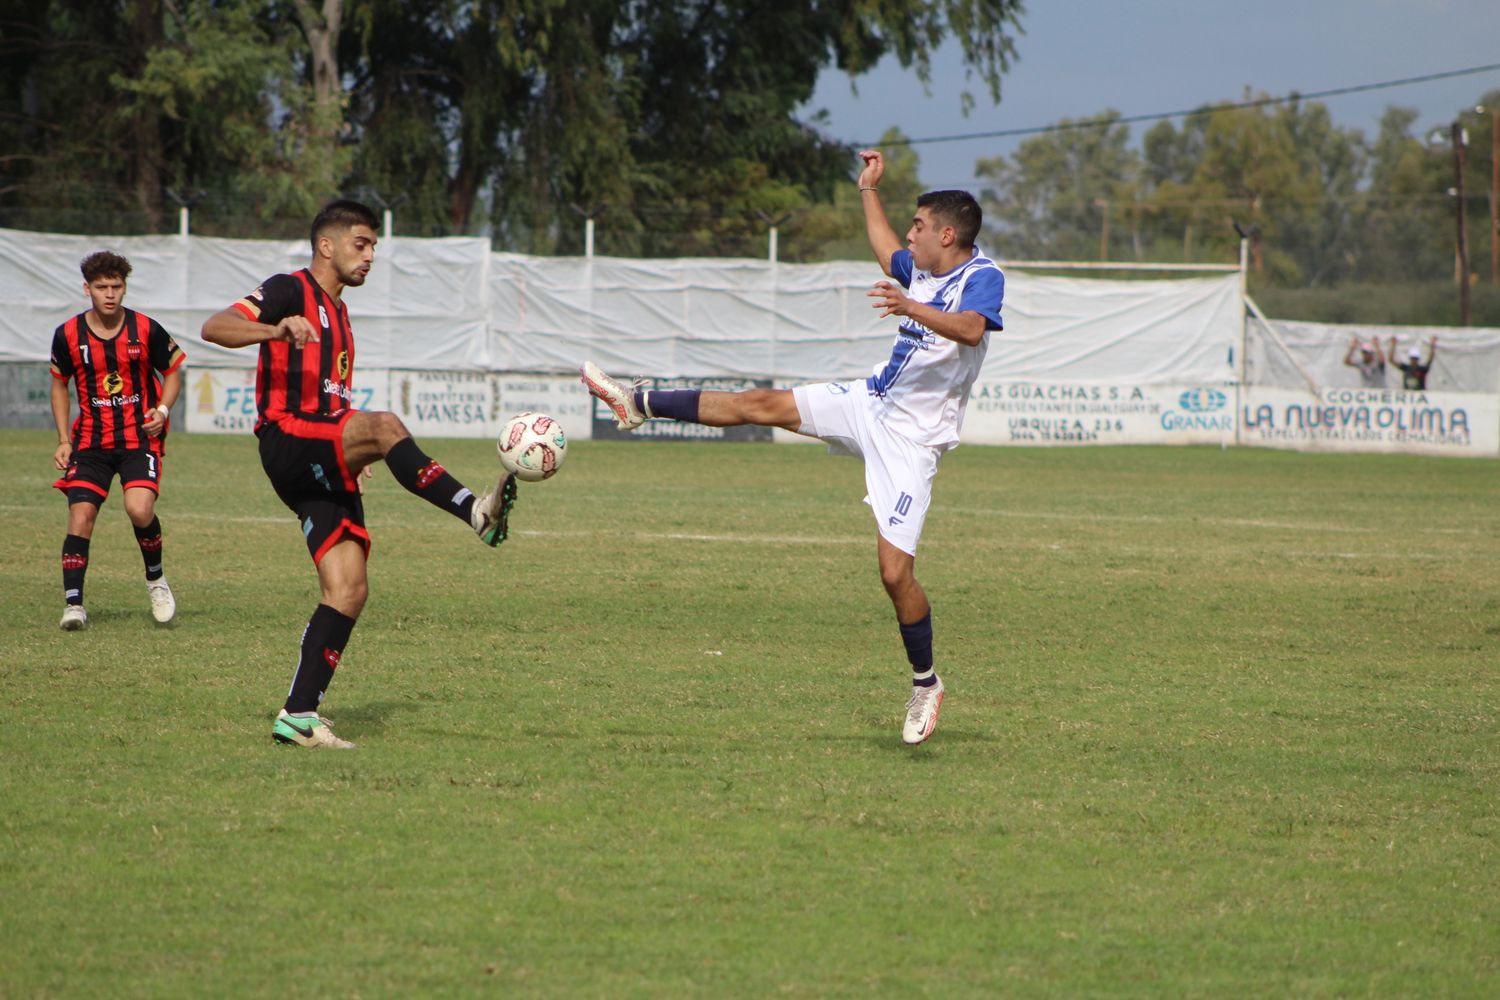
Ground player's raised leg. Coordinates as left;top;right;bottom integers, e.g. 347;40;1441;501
580;362;802;432
340;409;518;546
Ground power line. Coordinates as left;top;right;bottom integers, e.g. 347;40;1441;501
864;62;1500;148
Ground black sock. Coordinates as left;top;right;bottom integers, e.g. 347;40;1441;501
899;611;937;686
285;604;357;713
62;534;90;606
640;388;701;422
133;516;164;581
385;437;476;523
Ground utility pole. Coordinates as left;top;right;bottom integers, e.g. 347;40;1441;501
1451;122;1471;326
1481;105;1499;283
1093;198;1110;261
755;209;793;264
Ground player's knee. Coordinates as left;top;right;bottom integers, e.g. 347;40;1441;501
376;411;409;448
742;389;786;423
879;558;917;595
67;504;99;534
123;497;155;526
325;579;368;617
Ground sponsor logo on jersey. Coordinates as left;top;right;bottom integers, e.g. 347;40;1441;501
322;379;354;401
103;372;124;395
336;350;350;378
90;391;142;408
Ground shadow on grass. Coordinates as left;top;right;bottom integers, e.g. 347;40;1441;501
323;699;417;735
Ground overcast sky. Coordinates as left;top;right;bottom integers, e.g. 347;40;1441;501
801;0;1500;190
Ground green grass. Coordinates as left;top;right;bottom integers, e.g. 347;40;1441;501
1;429;1497;997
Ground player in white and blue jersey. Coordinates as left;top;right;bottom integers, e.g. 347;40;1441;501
581;148;1004;745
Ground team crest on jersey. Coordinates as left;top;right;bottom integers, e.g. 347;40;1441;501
336;350;350;378
126;344;142;361
103;372;124;395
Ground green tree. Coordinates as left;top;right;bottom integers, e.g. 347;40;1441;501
975;112;1140;261
786;128;923;262
1355;106;1451;283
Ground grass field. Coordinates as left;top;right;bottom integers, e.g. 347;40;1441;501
1;428;1497;997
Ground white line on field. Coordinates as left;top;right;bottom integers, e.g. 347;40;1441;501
945;506;1419;536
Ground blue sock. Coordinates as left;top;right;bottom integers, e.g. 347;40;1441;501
640;389;701;422
899;612;936;686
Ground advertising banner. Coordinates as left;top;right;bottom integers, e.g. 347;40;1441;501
184;367;387;434
389;371;593;441
390;370;496;439
961;380;1237;446
1241;386;1500;457
491;374;595;443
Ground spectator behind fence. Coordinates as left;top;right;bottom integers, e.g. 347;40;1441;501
1343;336;1386;388
1389;335;1437;391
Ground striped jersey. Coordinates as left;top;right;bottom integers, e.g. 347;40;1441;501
867;247;1004;450
50;309;186;452
231;269;356;427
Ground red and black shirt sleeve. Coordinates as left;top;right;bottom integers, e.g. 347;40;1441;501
147;317;187;376
231;273;303;327
49;323;76;381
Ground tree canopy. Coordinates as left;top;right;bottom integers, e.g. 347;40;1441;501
0;0;1024;253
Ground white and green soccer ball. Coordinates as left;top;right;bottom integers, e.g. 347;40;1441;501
497;411;567;482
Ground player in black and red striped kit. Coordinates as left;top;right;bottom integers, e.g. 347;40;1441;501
201;200;517;749
51;250;186;630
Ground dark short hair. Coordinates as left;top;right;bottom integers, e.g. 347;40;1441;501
916;190;982;248
80;251;132;283
310;199;379;252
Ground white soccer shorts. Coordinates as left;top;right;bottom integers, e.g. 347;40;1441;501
792;381;940;556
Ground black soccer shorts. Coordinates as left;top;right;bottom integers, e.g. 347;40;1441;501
256;412;370;563
53;447;164;506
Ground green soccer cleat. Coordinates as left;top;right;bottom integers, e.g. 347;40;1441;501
273;709;355;749
471;472;519;546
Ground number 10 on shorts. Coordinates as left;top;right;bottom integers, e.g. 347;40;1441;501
890;491;913;525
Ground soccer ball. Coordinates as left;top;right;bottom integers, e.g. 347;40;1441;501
497;411;567;482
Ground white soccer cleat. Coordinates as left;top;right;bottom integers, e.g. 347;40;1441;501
147;577;176;623
902;675;945;745
471;472;519;546
580;361;646;430
59;605;89;631
272;709;355;749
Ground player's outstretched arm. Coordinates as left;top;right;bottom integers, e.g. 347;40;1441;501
202;309;318;349
857;150;903;277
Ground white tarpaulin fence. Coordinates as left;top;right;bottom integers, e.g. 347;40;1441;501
3;227;1497;456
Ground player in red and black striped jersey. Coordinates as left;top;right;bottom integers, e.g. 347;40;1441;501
50;250;186;631
201;199;518;749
